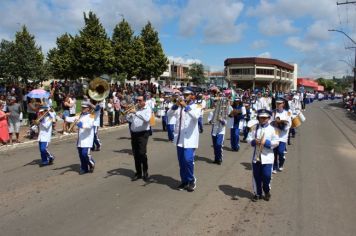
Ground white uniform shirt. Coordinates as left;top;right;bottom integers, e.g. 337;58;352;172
77;113;95;148
93;102;103;126
271;109;292;142
126;105;151;132
167;102;177;125
38;116;53;142
168;103;200;148
247;123;279;164
208;111;226;135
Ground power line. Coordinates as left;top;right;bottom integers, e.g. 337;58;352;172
337;1;356;5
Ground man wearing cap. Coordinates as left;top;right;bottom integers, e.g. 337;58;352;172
272;98;292;173
126;95;152;181
167;90;200;192
35;105;55;166
90;101;103;152
247;109;279;201
76;101;95;174
228;98;245;151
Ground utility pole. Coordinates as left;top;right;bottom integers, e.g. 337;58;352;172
329;29;356;91
346;47;356;92
335;0;356;91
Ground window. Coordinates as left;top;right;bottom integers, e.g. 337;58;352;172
229;68;254;75
256;68;274;75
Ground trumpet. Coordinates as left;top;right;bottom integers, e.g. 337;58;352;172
34;108;53;124
121;104;138;115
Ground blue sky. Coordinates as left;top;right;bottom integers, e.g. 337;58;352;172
1;0;356;78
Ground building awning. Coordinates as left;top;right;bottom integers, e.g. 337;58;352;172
297;78;318;89
317;85;324;92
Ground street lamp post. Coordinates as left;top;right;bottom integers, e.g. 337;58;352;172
329;29;356;91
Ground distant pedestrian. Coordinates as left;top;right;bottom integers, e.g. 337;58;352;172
0;101;10;145
6;97;22;144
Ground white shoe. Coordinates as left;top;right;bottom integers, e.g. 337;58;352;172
272;170;277;174
279;167;284;171
63;132;69;135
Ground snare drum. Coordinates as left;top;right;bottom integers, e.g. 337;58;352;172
291;115;301;128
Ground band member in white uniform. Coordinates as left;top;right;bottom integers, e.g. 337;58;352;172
166;95;178;142
247;109;279;201
91;101;103;151
36;105;55;166
126;95;152;181
196;93;206;133
271;98;292;173
208;105;227;165
167;90;200;192
76;101;95;174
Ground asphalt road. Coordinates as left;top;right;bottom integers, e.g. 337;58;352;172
0;100;355;236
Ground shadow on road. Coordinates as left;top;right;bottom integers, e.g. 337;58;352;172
153;137;169;142
143;174;181;190
118;137;131;140
113;149;133;156
53;164;81;174
105;167;135;179
240;162;252;170
23;159;42;166
219;185;253;200
195;155;214;164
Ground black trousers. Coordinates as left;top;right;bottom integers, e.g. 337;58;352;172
131;130;150;176
114;110;120;125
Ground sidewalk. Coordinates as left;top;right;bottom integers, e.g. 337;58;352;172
0;115;127;152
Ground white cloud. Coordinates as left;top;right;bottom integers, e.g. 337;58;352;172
306;21;330;41
0;0;177;53
258;17;298;36
286;36;318;52
179;0;246;43
258;52;271;58
168;56;202;65
250;40;267;49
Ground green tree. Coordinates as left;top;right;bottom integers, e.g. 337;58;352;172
47;33;76;80
73;11;113;79
188;63;206;85
11;26;44;84
112;19;134;79
0;40;16;81
139;22;167;81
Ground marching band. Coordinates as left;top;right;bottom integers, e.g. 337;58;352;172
34;82;306;200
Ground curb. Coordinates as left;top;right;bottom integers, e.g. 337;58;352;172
0;123;129;153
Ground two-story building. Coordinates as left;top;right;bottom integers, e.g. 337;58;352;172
224;57;297;91
158;60;191;88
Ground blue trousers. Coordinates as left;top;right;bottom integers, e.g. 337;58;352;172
162;116;168;131
212;134;224;162
167;124;174;141
198;116;203;133
230;127;240;151
77;147;95;172
177;146;195;184
39;142;54;165
273;141;286;170
252;162;273;196
243;126;249;140
92;126;101;150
